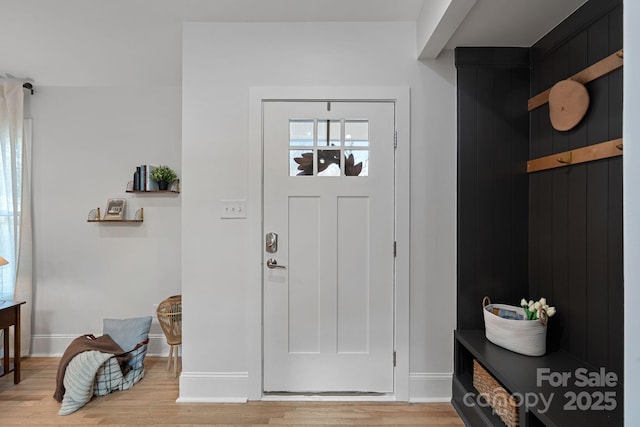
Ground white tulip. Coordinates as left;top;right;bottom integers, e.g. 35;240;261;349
533;302;541;310
546;307;556;317
521;298;528;307
539;298;547;306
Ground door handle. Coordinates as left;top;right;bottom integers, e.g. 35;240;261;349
266;258;286;269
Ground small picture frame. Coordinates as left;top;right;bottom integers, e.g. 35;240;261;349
104;198;126;220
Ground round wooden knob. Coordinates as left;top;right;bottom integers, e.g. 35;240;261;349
548;79;589;131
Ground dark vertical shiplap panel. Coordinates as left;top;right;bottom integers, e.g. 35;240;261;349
552;43;570;155
608;5;624;137
585;160;609;368
536;172;554;302
493;67;529;305
548;44;571;352
568;31;589;150
609;5;624;56
567;164;588;360
476;67;497;302
529;57;542;160
456;48;529;330
538;55;555;157
456;66;479;330
492;68;512;304
608;156;623;378
585;15;611;146
528;23;540;303
511;68;531;300
566;28;589;359
550;166;569;352
529;173;540;299
607;4;624;379
608;67;623;137
533;51;555;310
584;14;610;371
528;51;541;300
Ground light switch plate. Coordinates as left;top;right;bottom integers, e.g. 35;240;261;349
220;199;247;219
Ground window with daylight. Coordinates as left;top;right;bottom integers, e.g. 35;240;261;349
0;82;26;300
0;78;33;358
289;119;369;177
0;140;21;299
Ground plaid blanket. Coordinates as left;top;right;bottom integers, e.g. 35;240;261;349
94;349;146;396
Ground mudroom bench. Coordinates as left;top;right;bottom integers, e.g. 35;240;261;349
452;330;622;427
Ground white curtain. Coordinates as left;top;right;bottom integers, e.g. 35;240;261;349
0;78;32;357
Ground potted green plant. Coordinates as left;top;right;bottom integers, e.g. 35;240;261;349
150;165;177;190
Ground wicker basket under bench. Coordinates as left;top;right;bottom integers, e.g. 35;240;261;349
473;359;519;427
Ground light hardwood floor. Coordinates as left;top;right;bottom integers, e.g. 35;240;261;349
0;357;465;426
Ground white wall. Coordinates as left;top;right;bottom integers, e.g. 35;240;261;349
624;1;640;424
181;22;457;401
29;86;182;356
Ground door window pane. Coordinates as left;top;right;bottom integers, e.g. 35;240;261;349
345;121;369;147
317;149;341;176
345;150;368;176
317;120;341;147
290;120;314;146
290;150;314;176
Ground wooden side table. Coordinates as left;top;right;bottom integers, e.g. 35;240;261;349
0;301;26;384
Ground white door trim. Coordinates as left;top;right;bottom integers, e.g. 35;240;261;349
248;87;410;401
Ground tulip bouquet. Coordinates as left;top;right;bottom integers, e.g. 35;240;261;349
520;297;556;321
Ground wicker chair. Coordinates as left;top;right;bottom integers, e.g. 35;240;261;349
156;295;182;376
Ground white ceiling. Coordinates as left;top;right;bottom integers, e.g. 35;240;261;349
0;0;588;86
149;0;587;49
4;0;586;43
170;0;427;22
444;0;587;49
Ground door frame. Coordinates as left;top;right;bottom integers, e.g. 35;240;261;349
247;87;410;400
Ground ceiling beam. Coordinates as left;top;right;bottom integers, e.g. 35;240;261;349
417;0;476;59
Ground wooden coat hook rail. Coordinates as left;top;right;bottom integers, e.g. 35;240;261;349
528;49;623;111
527;138;623;173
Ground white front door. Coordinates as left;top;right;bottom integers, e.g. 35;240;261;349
263;100;396;393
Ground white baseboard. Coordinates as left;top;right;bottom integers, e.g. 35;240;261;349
261;394;397;402
178;371;249;402
408;372;453;402
30;334;170;357
176;371;451;403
